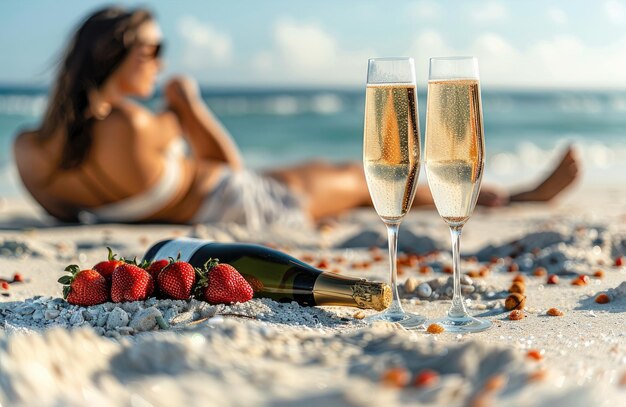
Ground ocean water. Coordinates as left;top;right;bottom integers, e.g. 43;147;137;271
1;86;626;197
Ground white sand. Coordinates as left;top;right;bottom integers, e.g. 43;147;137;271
0;186;625;406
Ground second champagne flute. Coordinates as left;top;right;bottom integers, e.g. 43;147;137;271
425;56;492;333
363;57;425;328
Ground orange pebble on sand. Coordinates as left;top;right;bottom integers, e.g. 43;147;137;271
593;270;604;278
571;275;589;286
466;270;481;278
479;267;490;277
13;273;24;282
512;275;525;283
413;369;440;388
546;275;559;285
316;260;329;269
301;254;315;263
419;265;434;275
527;369;548;383
1;282;9;290
509;282;525;294
483;374;507;393
372;254;384;262
443;265;453;274
546;307;564;316
509;310;524;320
615;256;624;267
527;349;545;361
533;267;547;277
333;256;346;264
595;293;611;304
426;323;445;334
407;255;419;267
381;367;410;388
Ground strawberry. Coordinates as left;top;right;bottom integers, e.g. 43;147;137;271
93;247;125;284
196;259;253;304
111;262;154;302
58;265;109;306
157;259;197;300
146;259;170;281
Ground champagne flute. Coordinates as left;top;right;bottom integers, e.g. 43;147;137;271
363;57;425;329
424;56;492;333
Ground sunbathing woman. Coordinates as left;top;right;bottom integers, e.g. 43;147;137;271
13;7;579;228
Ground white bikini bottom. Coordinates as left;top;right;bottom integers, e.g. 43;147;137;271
191;169;311;230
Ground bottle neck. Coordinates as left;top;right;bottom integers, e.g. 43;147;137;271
313;272;391;311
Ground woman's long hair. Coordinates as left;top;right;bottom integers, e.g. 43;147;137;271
39;7;153;169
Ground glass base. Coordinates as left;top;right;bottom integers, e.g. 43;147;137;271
431;315;492;333
366;310;426;330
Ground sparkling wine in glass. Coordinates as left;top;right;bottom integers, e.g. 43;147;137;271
363;57;425;329
425;56;492;333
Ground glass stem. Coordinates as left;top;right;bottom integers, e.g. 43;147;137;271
448;225;469;319
385;221;404;314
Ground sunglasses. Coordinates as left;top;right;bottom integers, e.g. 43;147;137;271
136;41;164;60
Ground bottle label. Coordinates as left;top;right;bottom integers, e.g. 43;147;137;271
152;237;208;262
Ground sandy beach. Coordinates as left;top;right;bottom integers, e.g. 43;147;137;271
0;184;625;407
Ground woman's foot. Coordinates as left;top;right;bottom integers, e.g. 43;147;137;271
510;146;579;203
478;146;580;207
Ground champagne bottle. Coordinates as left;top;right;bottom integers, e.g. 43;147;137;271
143;238;391;310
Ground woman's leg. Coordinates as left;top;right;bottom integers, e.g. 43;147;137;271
164;76;243;170
509;146;579;203
264;161;372;220
266;147;580;220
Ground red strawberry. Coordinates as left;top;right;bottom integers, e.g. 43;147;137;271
196;259;253;304
157;259;197;300
58;265;109;306
146;259;170;281
111;263;154;302
93;247;125;284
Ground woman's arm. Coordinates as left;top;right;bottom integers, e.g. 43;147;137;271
164;77;243;170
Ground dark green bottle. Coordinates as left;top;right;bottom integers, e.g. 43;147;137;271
143;238;390;310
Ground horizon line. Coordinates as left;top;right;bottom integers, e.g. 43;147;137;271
2;82;626;94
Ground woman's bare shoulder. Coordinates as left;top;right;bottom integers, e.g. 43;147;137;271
94;101;152;135
93;100;179;149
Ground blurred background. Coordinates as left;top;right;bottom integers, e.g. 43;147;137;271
1;0;625;197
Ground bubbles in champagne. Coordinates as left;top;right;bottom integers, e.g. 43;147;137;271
363;84;420;221
425;79;484;226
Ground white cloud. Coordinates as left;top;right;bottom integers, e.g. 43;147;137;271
408;30;626;89
605;0;626;23
471;1;508;24
408;1;441;20
273;19;337;71
178;16;233;69
548;7;568;25
252;19;372;85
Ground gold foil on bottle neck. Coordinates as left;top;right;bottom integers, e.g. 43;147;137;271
312;273;391;310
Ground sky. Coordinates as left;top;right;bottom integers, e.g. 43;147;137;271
1;0;626;89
